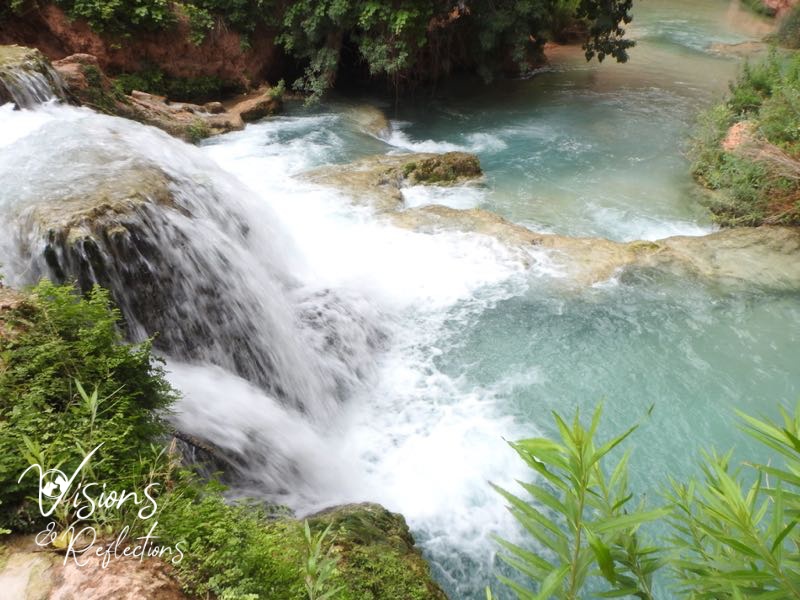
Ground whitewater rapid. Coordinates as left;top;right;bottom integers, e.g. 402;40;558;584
0;102;540;595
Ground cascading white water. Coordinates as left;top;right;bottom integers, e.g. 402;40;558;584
0;104;384;425
0;52;64;108
0;101;536;596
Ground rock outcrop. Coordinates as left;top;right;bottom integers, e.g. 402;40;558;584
50;52;246;141
0;536;190;600
304;151;485;211
307;503;448;600
308;153;800;289
224;86;282;123
0;4;279;89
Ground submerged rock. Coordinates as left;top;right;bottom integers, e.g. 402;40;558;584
303;151;484;211
0;45;64;107
393;205;800;288
342;103;392;138
52;52;244;142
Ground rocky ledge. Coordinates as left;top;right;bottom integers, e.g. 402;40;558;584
0;45;282;142
0;503;445;600
304;151;484;211
307;153;800;290
50;52;281;142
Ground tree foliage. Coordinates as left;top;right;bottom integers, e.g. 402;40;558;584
11;0;634;100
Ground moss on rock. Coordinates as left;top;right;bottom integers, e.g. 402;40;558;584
308;503;448;600
403;152;483;184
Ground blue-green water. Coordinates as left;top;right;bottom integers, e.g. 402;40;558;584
199;2;799;597
274;1;798;597
3;1;794;598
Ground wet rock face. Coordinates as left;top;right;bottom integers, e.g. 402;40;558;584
0;45;65;107
14;165;284;392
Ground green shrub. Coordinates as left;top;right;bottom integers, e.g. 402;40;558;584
154;480;307;599
0;280;175;530
490;403;800;599
690;52;800;226
490;406;667;600
777;6;800;49
187;118;211;143
54;0;175;33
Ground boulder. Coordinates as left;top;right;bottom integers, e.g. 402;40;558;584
226;86;282;122
0;536;189;600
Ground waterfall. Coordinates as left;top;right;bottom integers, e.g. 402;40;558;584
0;104;385;432
0;47;65;108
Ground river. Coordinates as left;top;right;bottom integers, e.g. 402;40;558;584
1;1;798;598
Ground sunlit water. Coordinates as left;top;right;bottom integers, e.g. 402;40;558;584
1;1;799;599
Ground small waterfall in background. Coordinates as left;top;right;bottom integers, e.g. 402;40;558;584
0;47;65;108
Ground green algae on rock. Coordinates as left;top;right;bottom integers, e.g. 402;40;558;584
303;151;484;212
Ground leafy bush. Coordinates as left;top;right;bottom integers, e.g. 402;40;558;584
690;52;800;226
777;6;800;49
490;403;800;599
32;1;635;102
54;0;175;33
0;280;175;530
490;406;667;600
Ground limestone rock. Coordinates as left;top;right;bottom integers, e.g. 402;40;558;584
303;152;484;212
51;52;244;142
0;536;189;600
226;86;282;123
